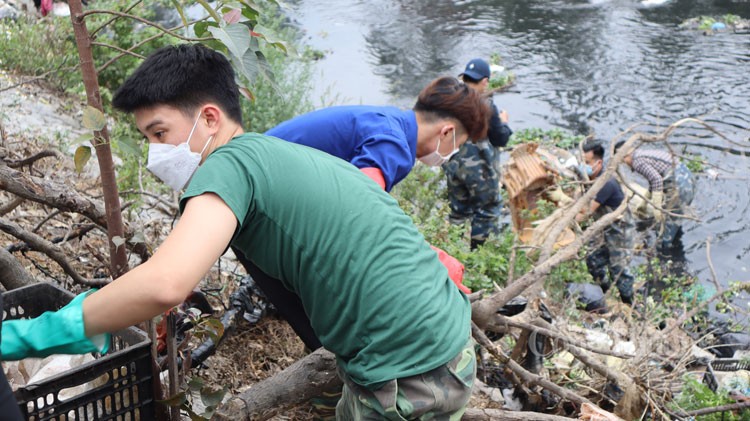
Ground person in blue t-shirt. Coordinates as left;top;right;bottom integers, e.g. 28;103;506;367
575;141;636;304
266;77;490;192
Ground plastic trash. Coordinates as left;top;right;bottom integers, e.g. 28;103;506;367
712;333;750;358
711;22;727;31
566;283;608;313
497;296;528;317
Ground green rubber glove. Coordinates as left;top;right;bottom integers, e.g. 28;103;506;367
1;289;110;361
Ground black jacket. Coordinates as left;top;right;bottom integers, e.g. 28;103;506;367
487;100;512;147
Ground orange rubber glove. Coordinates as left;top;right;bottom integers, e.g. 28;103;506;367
359;167;386;190
430;245;471;294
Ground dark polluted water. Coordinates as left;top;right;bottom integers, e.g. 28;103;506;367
288;0;750;324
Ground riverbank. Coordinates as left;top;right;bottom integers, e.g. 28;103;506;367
2;2;750;417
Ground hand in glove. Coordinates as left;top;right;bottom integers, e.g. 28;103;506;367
547;187;573;205
651;191;664;223
1;290;110;361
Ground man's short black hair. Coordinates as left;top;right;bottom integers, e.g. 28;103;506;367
112;44;243;125
582;141;605;160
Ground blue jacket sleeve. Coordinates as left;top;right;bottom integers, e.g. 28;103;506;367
350;134;414;192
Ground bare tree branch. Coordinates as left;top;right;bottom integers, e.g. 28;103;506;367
79;9;211;42
213;348;341;421
7;224;97;253
463;408;573;420
5;150;60;168
0;197;24;216
471;199;627;329
472;322;592;406
0;217;107;287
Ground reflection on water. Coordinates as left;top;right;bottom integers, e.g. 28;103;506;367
288;0;750;319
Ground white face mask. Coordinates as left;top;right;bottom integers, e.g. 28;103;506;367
418;129;458;167
146;114;213;191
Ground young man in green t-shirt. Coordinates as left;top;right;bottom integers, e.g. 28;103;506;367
2;44;475;419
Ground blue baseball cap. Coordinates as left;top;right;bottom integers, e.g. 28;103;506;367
460;58;491;81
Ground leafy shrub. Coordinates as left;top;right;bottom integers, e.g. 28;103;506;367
510;128;585;150
683;152;705;173
0;15;79;91
241;5;318;133
671;377;750;421
391;164;581;293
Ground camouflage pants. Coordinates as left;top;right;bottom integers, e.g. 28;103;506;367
336;338;476;421
443;140;503;241
660;163;695;248
586;210;636;302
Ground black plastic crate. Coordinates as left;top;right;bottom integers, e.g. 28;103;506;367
2;283;156;420
703;358;750;393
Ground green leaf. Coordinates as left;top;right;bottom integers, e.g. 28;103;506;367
255;50;274;82
115;137;141;158
74;146;91;173
111;236;126;248
200;386;227;408
204;318;225;338
253;24;295;56
82;106;106;131
157;391;187;407
207;23;251;61
128;231;146;244
193;21;212;38
73;134;94;145
232;49;260;83
240;6;259;21
187;376;205;391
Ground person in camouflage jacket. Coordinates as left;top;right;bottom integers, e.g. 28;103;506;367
444;58;512;249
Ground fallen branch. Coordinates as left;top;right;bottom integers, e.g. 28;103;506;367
472;322;592;406
212;347;341;421
7;224;97;253
0;161;150;261
471;199;627;329
0;161;107;225
463;407;572;420
683;400;750;417
0;197;24;216
4;150;60;168
0;248;36;291
0;217;107;287
492;314;635;358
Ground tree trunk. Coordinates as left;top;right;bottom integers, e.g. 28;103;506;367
67;0;129;279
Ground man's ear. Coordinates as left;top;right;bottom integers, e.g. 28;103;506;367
201;105;222;130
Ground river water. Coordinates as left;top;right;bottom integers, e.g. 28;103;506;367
286;0;750;322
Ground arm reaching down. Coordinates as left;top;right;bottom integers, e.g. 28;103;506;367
83;193;237;337
1;193;237;360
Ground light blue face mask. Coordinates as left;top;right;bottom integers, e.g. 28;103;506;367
583;164;594;176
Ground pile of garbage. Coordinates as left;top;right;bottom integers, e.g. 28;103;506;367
679;15;750;34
